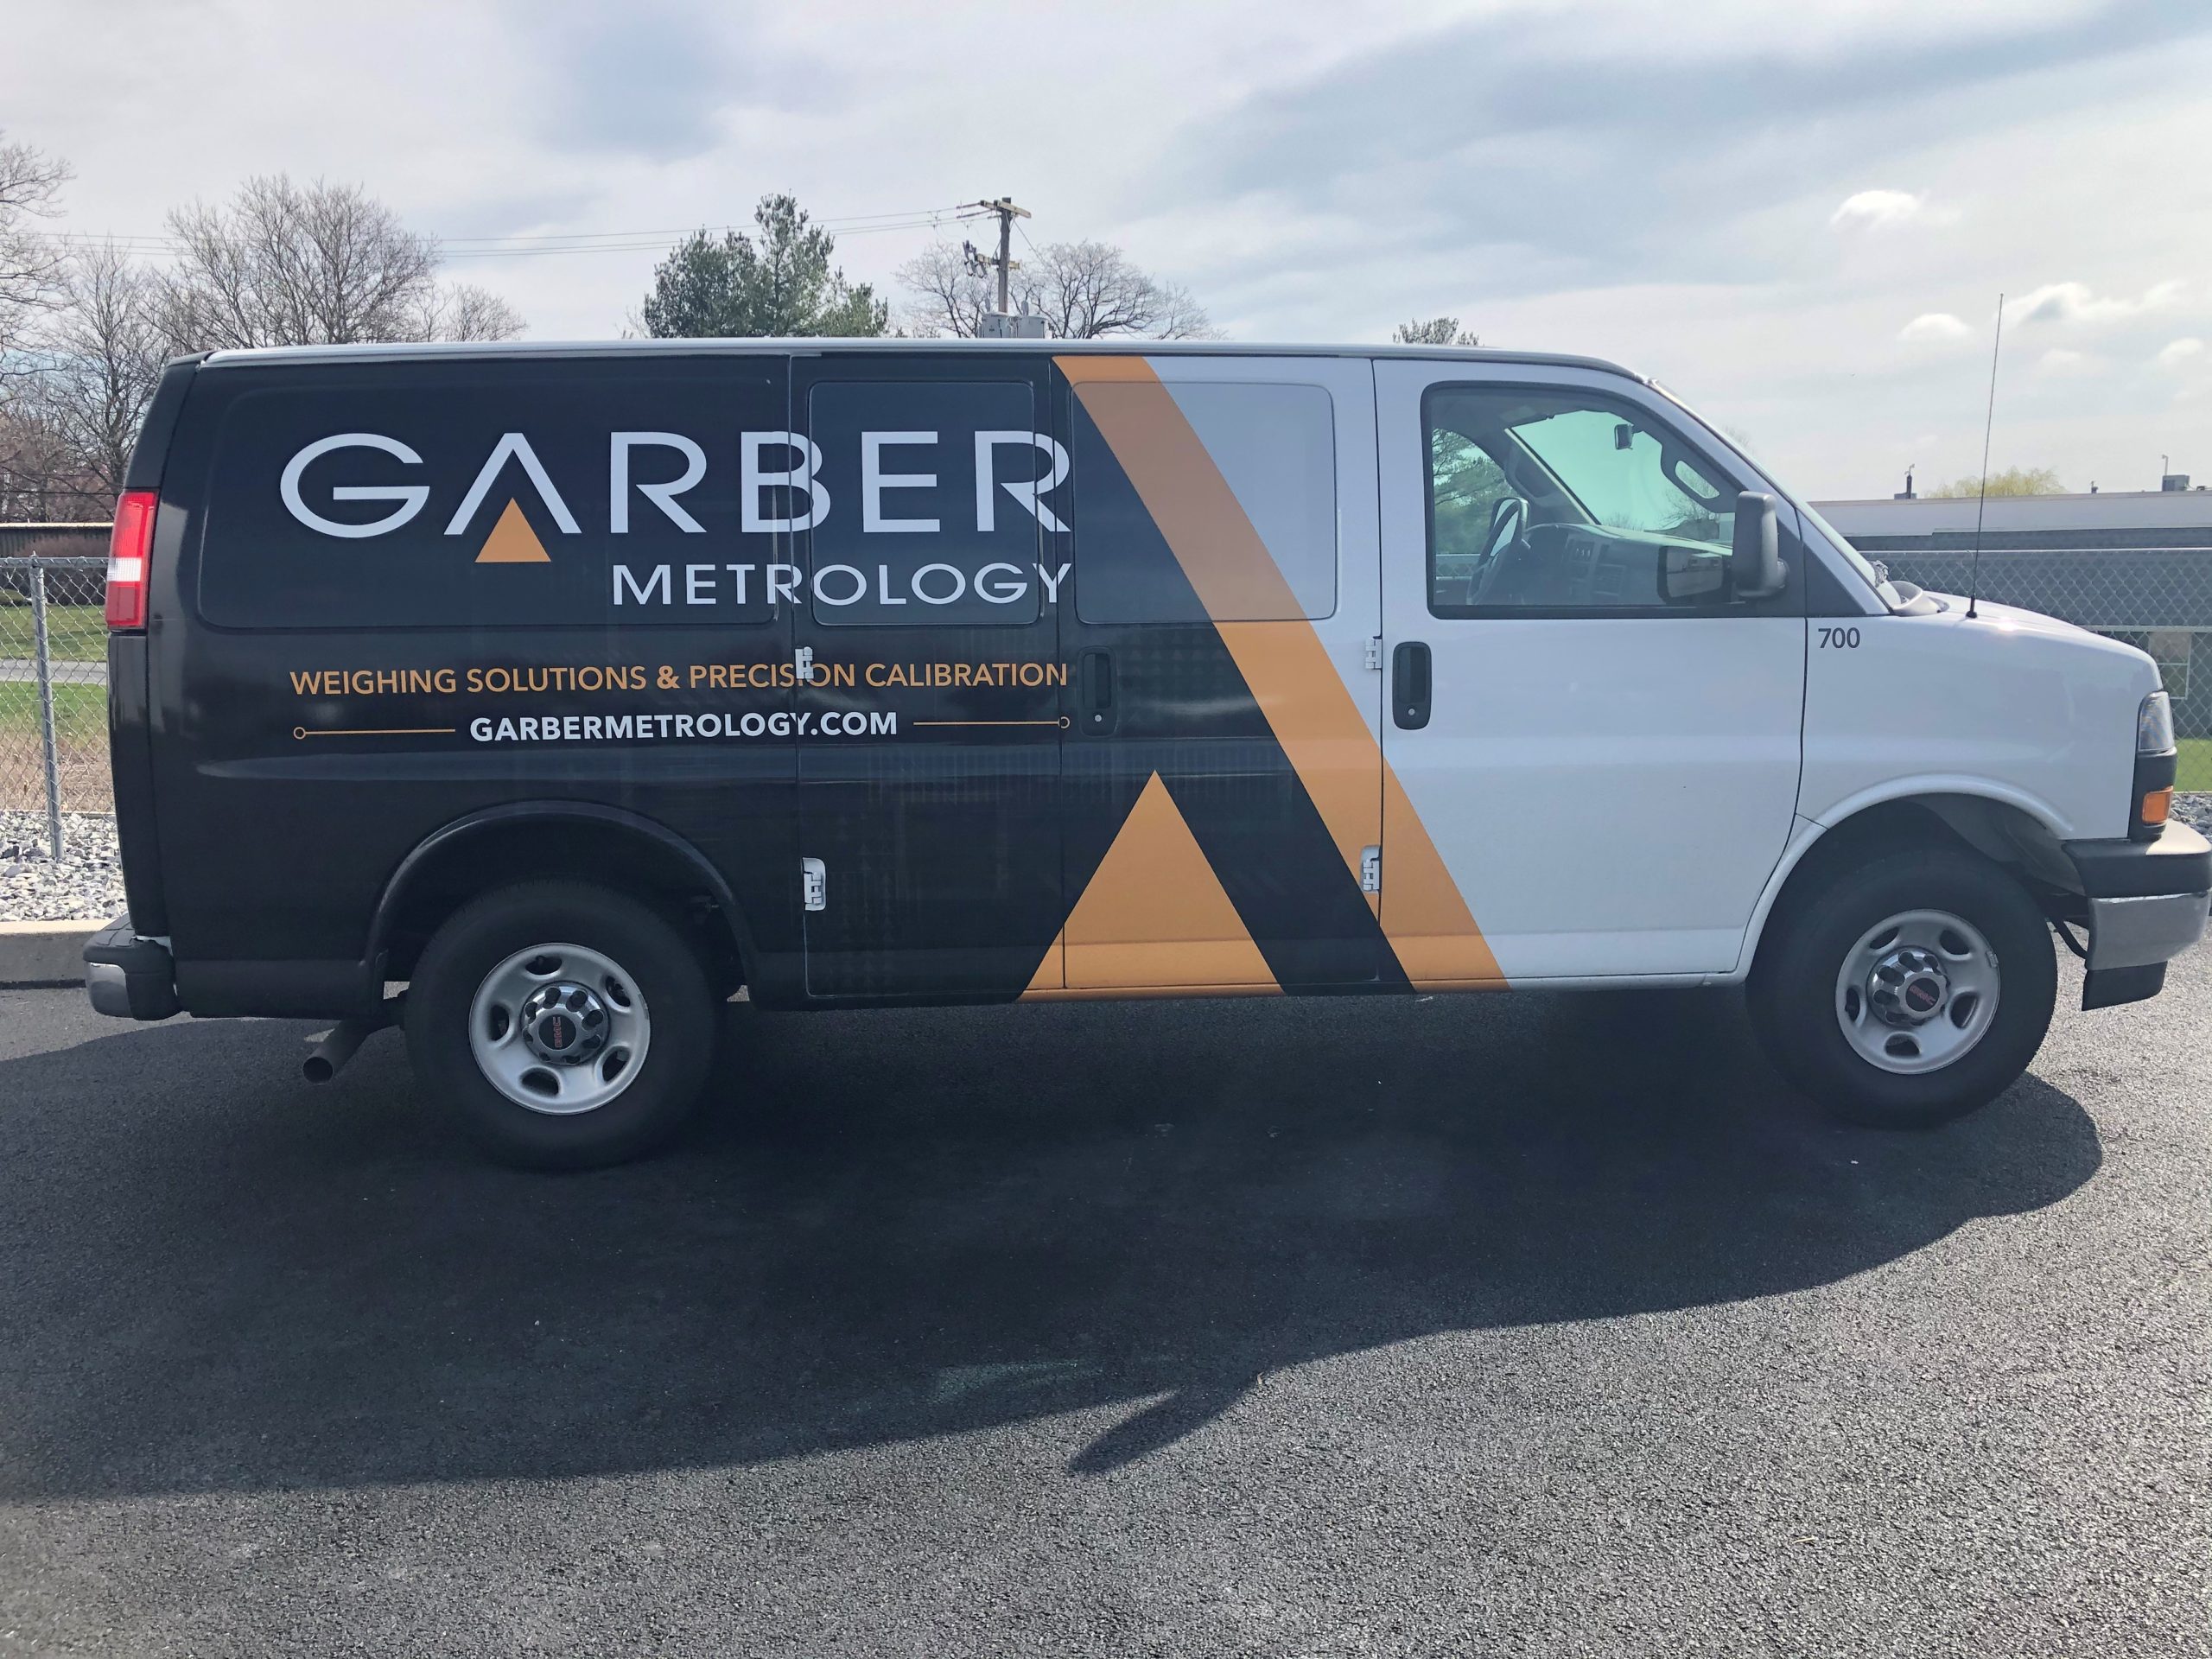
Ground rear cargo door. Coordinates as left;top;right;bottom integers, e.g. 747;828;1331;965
167;354;803;989
789;352;1067;999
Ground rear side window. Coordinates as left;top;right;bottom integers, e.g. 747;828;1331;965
1072;380;1337;623
194;360;789;629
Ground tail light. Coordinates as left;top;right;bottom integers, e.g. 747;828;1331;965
105;490;158;629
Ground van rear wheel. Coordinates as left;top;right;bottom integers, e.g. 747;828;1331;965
1748;846;2057;1128
404;880;715;1168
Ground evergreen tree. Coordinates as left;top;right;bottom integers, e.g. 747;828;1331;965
640;195;888;338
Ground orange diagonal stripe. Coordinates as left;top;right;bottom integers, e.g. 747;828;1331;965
1059;353;1503;988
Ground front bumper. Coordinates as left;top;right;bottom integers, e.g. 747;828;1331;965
2087;889;2211;969
2063;823;2211;1009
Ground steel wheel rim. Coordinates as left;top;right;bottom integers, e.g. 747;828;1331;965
467;942;650;1115
1834;908;2000;1076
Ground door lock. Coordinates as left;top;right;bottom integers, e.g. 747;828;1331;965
1077;648;1116;734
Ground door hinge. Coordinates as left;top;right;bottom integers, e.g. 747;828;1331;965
801;856;827;912
1363;635;1383;671
794;645;815;683
1359;844;1381;894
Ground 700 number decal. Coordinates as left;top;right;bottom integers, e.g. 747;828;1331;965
1817;626;1862;650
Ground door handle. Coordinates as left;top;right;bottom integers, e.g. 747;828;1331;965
1392;641;1431;729
1078;648;1116;734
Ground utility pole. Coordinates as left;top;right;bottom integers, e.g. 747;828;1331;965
964;197;1029;314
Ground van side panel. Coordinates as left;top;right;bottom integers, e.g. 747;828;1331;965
1046;353;1395;996
154;355;805;1014
787;352;1070;1000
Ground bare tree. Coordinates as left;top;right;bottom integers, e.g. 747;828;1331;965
156;175;524;351
894;238;995;340
409;281;526;345
1022;240;1216;340
1393;316;1480;346
27;243;167;503
0;133;73;377
0;400;98;520
898;236;1217;340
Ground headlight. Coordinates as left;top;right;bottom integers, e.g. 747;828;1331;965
2139;690;2176;755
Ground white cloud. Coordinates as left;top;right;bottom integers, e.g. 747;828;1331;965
2034;347;2101;378
2018;278;2185;326
1830;189;1948;231
2157;336;2206;370
1899;312;1974;346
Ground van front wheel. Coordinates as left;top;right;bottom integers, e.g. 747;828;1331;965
404;880;716;1168
1748;847;2057;1128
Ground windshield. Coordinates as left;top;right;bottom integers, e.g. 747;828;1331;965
1510;406;1733;545
1798;498;1904;607
1649;380;1901;610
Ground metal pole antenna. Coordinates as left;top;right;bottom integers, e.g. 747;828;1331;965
1967;294;2005;621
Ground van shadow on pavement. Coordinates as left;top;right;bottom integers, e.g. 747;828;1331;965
0;986;2100;1497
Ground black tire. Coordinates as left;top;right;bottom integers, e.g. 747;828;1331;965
404;880;716;1168
1747;845;2057;1128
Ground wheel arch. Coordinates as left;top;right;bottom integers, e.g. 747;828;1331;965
366;803;757;992
1743;785;2076;979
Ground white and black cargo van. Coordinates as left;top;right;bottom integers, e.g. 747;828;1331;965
86;340;2210;1166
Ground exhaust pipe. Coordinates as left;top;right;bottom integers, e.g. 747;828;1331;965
302;1017;378;1084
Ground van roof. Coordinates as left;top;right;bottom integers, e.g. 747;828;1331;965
196;336;1646;380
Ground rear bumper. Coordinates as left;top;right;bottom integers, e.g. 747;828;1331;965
2063;823;2211;1009
82;917;180;1020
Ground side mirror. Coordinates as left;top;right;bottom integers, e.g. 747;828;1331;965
1731;492;1785;598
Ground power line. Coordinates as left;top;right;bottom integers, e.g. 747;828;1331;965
47;202;989;261
439;205;980;248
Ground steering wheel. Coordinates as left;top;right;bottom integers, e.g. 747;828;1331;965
1467;493;1529;602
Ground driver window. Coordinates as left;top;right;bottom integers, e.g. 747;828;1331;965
1424;385;1740;617
1427;429;1516;608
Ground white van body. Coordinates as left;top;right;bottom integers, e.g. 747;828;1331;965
86;340;2210;1166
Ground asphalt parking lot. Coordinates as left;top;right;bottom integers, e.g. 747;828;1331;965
1;952;2206;1657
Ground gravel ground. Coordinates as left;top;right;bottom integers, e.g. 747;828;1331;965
2;947;2209;1656
2175;791;2212;836
0;811;124;924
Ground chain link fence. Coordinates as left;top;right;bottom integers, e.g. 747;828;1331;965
1;557;111;856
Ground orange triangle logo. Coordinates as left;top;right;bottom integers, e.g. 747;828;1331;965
1051;772;1277;991
474;498;551;563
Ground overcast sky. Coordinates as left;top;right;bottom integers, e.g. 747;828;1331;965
8;0;2209;498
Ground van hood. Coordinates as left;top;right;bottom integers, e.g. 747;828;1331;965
1916;592;2161;690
